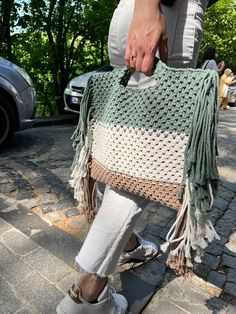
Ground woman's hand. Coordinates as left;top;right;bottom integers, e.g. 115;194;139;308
125;0;168;76
218;60;225;70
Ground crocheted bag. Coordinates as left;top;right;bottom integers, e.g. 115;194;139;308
71;60;219;274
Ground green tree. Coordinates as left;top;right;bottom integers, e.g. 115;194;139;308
0;0;17;60
199;0;236;70
17;0;89;114
14;0;116;116
84;0;117;67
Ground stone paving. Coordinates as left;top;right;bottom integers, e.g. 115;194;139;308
0;110;236;313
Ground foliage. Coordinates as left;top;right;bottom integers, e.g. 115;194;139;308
199;0;236;71
1;0;117;116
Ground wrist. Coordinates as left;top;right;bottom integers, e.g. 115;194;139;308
135;0;161;9
134;0;162;21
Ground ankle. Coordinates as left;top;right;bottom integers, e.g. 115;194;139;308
77;275;108;302
124;241;140;253
79;289;99;303
124;234;140;253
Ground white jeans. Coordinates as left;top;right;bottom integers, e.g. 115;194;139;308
76;0;209;277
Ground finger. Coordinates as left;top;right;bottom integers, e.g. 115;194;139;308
129;53;137;72
135;51;144;72
141;53;155;76
125;44;132;67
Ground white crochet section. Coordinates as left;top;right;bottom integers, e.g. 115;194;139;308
91;122;189;183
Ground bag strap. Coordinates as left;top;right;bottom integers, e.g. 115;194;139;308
203;60;210;70
120;69;132;87
120;58;212;88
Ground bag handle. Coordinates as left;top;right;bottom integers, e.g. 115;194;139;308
119;57;160;87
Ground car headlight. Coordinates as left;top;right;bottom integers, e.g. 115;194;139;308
12;64;34;86
71;86;85;94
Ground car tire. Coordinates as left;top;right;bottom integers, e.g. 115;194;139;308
0;96;16;146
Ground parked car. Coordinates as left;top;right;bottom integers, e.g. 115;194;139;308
64;64;113;114
228;84;236;107
0;57;38;146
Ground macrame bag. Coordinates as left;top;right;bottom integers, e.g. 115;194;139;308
71;60;220;274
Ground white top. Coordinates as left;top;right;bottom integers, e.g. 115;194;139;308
201;59;218;71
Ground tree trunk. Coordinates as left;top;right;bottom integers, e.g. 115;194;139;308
56;0;67;114
2;0;14;60
46;0;62;115
100;37;105;66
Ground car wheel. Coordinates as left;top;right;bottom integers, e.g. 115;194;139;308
0;96;16;146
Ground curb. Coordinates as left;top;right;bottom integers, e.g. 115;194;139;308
34;114;78;127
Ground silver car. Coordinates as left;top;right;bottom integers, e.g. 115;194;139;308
64;64;113;114
0;57;38;146
228;84;236;107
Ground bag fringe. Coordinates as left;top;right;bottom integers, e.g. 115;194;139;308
161;179;220;274
70;78;98;223
161;71;220;274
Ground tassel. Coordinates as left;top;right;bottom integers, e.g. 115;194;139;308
80;162;98;223
160;242;170;253
162;70;220;274
163;178;220;275
70;77;97;223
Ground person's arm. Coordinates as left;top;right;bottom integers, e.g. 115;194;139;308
217;60;225;74
125;0;168;76
226;77;235;85
222;76;233;85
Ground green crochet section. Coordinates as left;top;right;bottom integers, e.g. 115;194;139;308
86;63;213;135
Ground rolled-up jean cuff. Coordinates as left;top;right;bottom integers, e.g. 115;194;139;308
74;262;107;278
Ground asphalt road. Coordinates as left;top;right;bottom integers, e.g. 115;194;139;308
0;122;77;184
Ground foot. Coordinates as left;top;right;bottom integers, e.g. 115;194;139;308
118;234;161;266
56;284;128;314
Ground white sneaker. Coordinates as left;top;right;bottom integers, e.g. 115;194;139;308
56;284;128;314
118;234;160;266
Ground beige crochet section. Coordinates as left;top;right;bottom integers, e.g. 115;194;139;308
90;159;182;210
91;122;188;184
